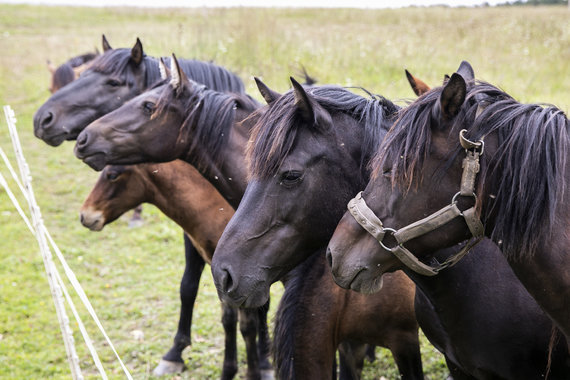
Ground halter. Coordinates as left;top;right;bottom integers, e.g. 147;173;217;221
348;129;485;276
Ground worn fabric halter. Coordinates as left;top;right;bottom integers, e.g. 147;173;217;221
347;129;485;276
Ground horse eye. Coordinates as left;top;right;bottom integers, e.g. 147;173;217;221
382;168;392;178
279;170;303;186
106;79;121;87
142;101;155;115
106;171;120;181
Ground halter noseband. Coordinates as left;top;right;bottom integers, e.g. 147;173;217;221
348;129;485;276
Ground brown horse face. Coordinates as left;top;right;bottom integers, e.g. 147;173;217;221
34;57;146;147
328;73;475;293
80;165;146;230
74;85;184;171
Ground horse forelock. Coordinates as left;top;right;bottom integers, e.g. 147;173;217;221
247;85;398;180
157;82;258;175
375;80;570;260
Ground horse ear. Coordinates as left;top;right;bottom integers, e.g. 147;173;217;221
170;53;189;91
439;73;466;120
443;74;450;84
290;76;331;127
159;58;170;80
405;69;430;96
102;34;112;51
47;59;56;74
254;77;281;105
130;38;144;65
456;60;475;82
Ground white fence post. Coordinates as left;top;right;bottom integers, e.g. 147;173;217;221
4;106;83;380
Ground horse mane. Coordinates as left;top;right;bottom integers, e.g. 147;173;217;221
247;85;400;179
88;48;245;92
66;52;98;68
376;80;569;260
273;252;321;380
153;81;260;175
51;52;99;91
51;63;75;90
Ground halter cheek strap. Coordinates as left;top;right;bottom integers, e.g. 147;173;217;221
347;129;485;276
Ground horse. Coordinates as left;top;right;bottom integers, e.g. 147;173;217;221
34;35;244;147
72;56;425;379
327;62;570;377
80;160;271;379
80;160;422;379
47;50;99;93
37;37;249;376
211;78;400;309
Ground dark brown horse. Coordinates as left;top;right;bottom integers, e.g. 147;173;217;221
34;35;244;147
81;160;423;379
47;50;99;93
80;160;270;379
211;79;400;308
327;62;570;377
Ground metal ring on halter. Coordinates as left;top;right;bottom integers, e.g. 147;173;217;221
379;227;398;251
452;191;477;205
459;129;485;155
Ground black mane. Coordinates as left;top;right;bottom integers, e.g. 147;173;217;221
273;252;321;380
247;85;400;179
377;80;569;260
153;81;260;175
88;48;245;93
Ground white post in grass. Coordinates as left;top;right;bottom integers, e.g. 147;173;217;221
3;106;83;380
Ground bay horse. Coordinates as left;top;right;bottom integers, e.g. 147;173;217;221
80;160;271;379
80;160;423;379
72;56;424;378
34;35;244;147
327;62;570;376
36;37;248;375
47;50;99;93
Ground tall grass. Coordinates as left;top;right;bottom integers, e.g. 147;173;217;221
0;4;568;379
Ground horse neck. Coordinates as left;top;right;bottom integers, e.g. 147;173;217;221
142;161;234;262
182;109;251;209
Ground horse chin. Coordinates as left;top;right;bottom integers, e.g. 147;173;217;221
81;153;108;171
35;130;68;147
350;270;385;295
217;283;269;309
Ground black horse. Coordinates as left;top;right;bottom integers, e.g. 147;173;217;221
327;62;570;378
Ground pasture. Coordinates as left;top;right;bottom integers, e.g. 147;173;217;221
0;3;568;379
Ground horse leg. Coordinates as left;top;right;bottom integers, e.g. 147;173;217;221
256;299;273;373
128;204;144;228
338;341;368;380
386;330;424;380
239;308;262;380
153;233;205;375
221;303;239;380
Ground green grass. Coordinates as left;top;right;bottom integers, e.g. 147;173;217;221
0;4;568;379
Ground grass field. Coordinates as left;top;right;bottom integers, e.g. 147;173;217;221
0;3;568;379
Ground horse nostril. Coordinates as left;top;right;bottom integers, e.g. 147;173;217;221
221;267;235;294
41;111;54;129
76;132;89;149
326;247;334;268
80;213;85;225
